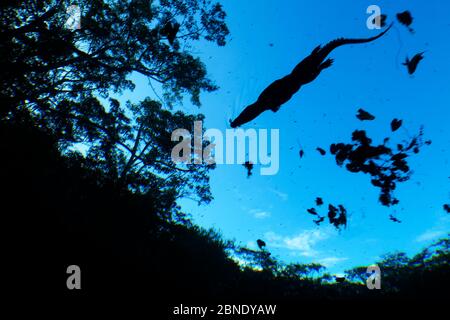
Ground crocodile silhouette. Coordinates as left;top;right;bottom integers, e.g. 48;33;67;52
230;24;393;128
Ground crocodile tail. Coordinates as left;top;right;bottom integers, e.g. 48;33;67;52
319;23;393;58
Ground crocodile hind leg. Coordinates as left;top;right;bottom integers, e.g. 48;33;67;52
319;58;334;71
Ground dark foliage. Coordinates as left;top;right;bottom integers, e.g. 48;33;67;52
1;121;237;299
1;0;230;205
345;239;450;298
306;200;347;230
330;126;429;207
159;21;181;46
335;276;346;283
1;0;229;111
327;204;348;230
2;118;449;305
397;11;414;33
2;1;448;307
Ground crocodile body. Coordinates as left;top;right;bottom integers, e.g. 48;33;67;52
230;24;392;128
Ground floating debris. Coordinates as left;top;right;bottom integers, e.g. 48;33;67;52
397;11;414;33
403;52;424;75
391;119;403;132
317;147;326;156
256;239;266;249
306;199;347;230
316;197;324;206
299;149;305;159
313;216;325;225
330;126;429;206
243;161;254;177
389;214;402;223
372;14;387;28
444;204;450;214
356;108;376;121
327;204;347;230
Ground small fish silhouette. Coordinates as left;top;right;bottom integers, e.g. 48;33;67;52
299;149;304;159
389;214;402;223
317;147;326;156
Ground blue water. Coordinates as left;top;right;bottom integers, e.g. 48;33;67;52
124;0;450;274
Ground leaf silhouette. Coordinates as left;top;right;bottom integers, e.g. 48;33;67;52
397;11;414;33
356;108;376;121
391;119;403;132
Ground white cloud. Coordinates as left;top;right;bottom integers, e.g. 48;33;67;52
317;257;348;268
249;209;271;219
269;188;288;201
246;240;257;250
264;229;330;257
415;230;446;243
415;215;450;243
